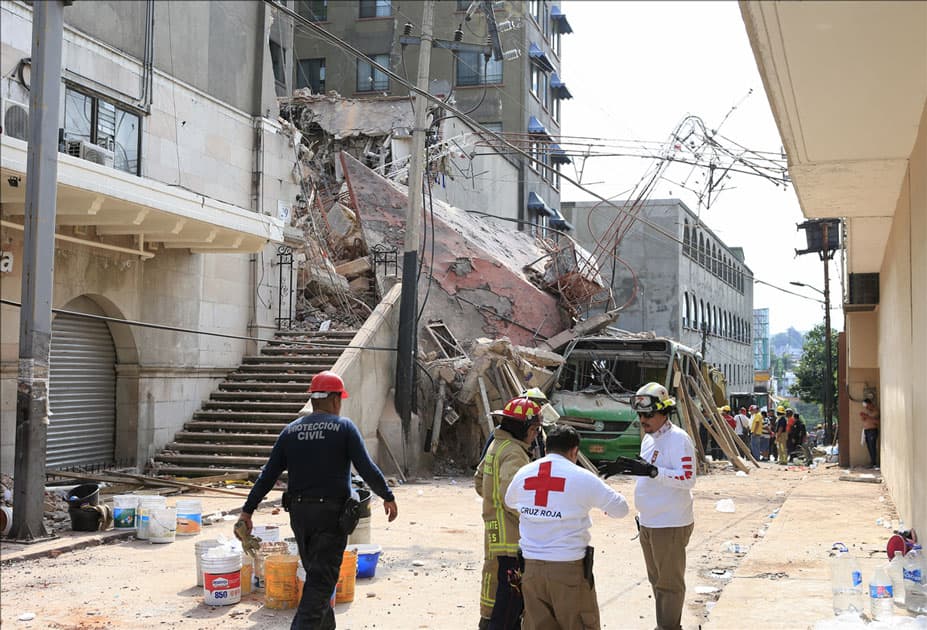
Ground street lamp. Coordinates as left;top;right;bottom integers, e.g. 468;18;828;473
789;281;824;296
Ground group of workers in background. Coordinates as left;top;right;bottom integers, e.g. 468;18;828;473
476;383;696;630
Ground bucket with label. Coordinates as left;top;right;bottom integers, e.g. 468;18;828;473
0;505;12;537
264;554;299;609
253;525;280;543
175;499;202;536
254;541;289;589
148;507;177;543
136;496;167;540
202;550;242;606
336;548;358;604
113;495;138;529
194;539;223;586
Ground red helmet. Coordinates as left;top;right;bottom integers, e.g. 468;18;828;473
492;396;542;424
308;371;349;399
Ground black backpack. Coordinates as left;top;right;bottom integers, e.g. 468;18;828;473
790;419;807;443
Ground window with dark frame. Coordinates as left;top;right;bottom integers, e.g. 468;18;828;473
456;51;503;86
359;0;391;18
357;53;390;92
62;87;140;175
269;40;288;96
298;0;328;21
296;58;326;93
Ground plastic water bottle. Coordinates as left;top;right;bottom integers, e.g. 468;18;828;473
868;564;894;621
889;550;906;605
830;543;864;616
904;544;927;614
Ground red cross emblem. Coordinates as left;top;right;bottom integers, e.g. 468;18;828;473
523;461;566;507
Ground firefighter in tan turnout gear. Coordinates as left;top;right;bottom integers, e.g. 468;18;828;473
474;396;543;630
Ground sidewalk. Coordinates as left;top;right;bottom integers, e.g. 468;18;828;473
704;465;919;629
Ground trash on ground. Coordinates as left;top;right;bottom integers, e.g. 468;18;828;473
695;585;720;594
715;499;736;513
735;471;748;477
18;613;36;621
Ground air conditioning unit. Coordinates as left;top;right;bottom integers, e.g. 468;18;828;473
65;139;114;167
1;97;30;141
845;272;879;312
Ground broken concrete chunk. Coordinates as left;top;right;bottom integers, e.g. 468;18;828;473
349;276;370;293
335;257;372;279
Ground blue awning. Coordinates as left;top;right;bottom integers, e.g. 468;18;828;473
550;5;573;34
527;192;555;217
550;73;572;100
550;209;574;231
528;42;555;73
528;115;550;136
550;143;571;165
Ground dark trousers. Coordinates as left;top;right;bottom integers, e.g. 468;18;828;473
864;428;879;466
289;500;347;630
489;555;523;630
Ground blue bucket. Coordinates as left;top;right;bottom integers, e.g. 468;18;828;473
348;544;382;578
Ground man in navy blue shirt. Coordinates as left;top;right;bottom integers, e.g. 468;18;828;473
238;371;398;629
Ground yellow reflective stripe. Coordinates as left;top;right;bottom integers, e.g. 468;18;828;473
490;440;511;553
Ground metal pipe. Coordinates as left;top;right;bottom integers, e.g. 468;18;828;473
823;222;834;445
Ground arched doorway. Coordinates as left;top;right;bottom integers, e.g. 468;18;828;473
48;296;117;468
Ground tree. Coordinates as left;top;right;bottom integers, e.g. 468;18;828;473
790;323;838;408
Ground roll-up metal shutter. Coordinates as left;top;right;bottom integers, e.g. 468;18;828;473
48;312;116;468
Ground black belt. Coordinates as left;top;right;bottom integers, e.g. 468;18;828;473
288;493;346;504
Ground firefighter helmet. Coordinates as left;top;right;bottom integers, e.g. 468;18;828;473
631;382;676;414
492;396;542;424
308;371;349;399
521;387;548;403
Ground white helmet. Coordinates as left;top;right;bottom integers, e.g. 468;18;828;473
631;382;676;414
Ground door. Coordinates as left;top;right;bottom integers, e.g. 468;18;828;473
48;300;117;468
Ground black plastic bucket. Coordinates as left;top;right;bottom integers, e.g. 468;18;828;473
67;484;100;508
357;488;371;518
69;506;102;532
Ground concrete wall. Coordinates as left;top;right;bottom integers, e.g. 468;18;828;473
877;101;927;532
562;199;755;392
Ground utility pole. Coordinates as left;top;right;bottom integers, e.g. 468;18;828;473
11;0;68;541
395;0;434;461
822;222;834;446
701;322;708;359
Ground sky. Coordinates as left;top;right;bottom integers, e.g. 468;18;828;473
559;1;843;335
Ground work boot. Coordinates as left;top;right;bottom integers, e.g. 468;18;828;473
478;617;490;630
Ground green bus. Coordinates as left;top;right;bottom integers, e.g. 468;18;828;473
549;335;702;463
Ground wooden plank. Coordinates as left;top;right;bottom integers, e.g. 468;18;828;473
477;376;496;436
675;386;707;475
688;368;760;467
685;375;750;473
376;428;407;483
430;380;446;453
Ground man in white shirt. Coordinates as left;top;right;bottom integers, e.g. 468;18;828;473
598;382;696;630
733;407;751;447
505;425;629;630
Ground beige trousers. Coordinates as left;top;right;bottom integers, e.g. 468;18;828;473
521;558;600;630
639;523;694;630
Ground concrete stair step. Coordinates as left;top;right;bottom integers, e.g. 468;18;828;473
192;410;295;422
273;330;356;338
235;364;333;373
243;354;341;364
202;400;305;413
173;431;279;444
210;391;310;402
155;453;268;466
260;345;351;355
224;373;316;382
164;442;274;456
149;465;279;479
184;420;288;432
218;381;311;391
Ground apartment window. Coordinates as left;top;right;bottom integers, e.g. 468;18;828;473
270;40;288;96
531;66;548;103
456;51;503;86
529;0;540;23
63;87;140;175
541;0;550;38
551;95;561;122
357;53;389;92
456;0;471;9
683;292;690;328
553;29;561;57
359;0;390;18
298;0;327;21
529;140;540;172
296;58;326;93
551;162;561;191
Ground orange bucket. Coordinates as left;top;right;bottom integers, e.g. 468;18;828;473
335;548;358;604
264;554;299;609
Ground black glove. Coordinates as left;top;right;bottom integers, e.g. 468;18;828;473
598;456;658;479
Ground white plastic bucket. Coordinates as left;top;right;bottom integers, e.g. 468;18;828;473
113;495;138;529
348;516;371;545
0;505;12;536
175;499;202;536
202;551;242;606
194;539;223;586
148;507;177;543
136;496;167;540
253;525;280;542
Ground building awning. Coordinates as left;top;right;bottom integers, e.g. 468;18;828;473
0;136;282;257
528;42;555;73
528;116;550;136
550;73;572;100
527;192;555;217
550;5;573;34
550;209;573;231
550;143;571;165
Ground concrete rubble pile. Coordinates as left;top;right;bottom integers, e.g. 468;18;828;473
0;474;72;536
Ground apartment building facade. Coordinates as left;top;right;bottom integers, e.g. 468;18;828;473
0;0;300;472
562;199;755;392
292;0;574;231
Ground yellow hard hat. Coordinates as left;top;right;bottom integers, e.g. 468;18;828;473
776;405;786;413
721;405;731;412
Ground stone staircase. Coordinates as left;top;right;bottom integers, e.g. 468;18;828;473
151;330;357;478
